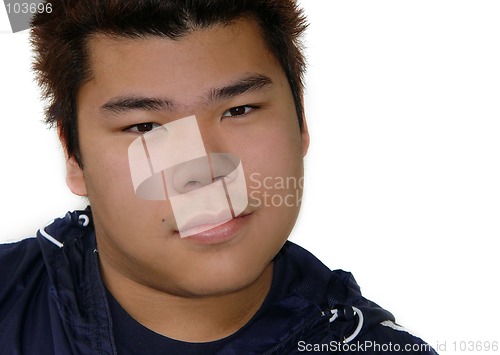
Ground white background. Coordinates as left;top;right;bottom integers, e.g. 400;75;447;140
1;2;499;353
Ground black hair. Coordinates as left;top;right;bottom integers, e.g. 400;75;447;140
31;0;308;166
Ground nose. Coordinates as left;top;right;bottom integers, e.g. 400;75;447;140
170;156;211;194
128;114;248;219
170;153;239;195
127;115;249;236
167;117;235;195
165;152;248;236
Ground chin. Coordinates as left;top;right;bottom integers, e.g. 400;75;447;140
177;257;271;297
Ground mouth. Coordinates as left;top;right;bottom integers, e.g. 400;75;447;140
178;209;234;236
175;211;253;245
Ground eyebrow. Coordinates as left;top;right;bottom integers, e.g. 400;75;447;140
99;73;273;115
101;96;173;114
208;73;273;102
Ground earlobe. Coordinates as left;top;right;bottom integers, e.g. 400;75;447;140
301;117;310;157
66;156;88;196
58;124;87;196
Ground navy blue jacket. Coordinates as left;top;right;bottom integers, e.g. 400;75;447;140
0;210;437;354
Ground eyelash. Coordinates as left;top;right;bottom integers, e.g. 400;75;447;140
222;105;258;118
124;105;258;133
124;122;162;134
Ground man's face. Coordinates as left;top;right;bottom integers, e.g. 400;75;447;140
69;19;309;296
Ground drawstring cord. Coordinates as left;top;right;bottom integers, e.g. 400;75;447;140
40;219;63;248
39;213;90;248
325;306;364;343
79;214;90;227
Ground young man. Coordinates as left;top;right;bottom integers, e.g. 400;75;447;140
0;1;437;353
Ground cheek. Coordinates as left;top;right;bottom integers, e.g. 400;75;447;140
80;138;154;227
84;148;134;197
241;125;304;182
81;137;174;222
242;124;305;223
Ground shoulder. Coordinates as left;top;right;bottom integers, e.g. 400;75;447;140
275;241;363;307
0;238;52;347
0;237;43;297
0;236;40;257
0;210;97;353
0;209;93;309
276;242;438;354
351;320;438;354
0;236;39;257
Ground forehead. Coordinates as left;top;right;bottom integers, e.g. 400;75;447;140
84;19;279;92
77;18;287;117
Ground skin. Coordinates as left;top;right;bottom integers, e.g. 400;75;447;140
66;18;309;342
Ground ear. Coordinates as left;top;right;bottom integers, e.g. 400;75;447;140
58;125;88;196
65;155;88;196
300;115;310;157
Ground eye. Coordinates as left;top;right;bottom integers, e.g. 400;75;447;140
125;122;162;134
222;105;256;118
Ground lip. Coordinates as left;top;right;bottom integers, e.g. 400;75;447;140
179;209;234;234
176;212;252;245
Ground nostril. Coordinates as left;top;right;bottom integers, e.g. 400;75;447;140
183;180;203;192
209;153;239;184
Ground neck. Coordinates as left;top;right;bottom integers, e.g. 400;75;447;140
100;256;273;342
